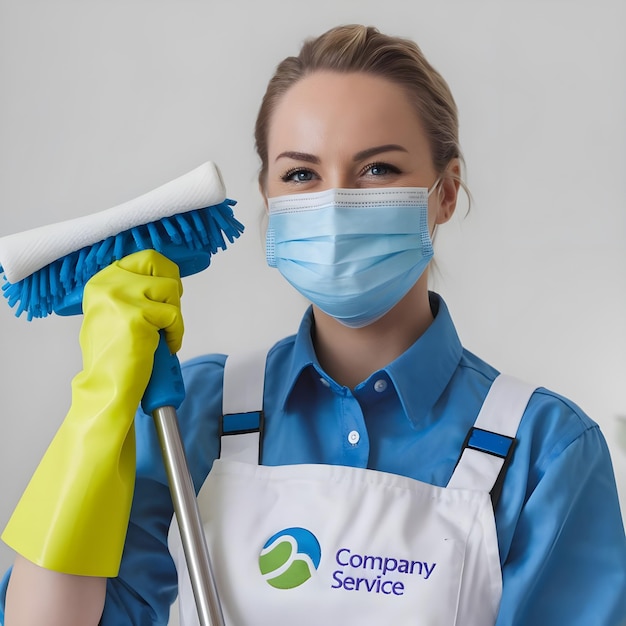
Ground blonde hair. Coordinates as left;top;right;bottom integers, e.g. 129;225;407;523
254;24;465;193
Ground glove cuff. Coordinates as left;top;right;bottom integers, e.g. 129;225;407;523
2;417;136;577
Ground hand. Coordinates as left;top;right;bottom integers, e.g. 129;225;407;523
2;250;184;576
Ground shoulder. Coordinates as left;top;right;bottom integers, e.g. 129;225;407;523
478;367;609;531
179;332;298;386
457;347;500;387
527;386;596;432
458;347;597;441
455;347;603;487
181;352;227;375
266;333;298;366
177;353;228;408
518;386;601;480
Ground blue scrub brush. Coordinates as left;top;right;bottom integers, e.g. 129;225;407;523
0;161;238;626
0;162;243;319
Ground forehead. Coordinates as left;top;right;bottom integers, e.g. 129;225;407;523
267;71;429;157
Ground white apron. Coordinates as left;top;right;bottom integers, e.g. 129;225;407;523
169;351;535;626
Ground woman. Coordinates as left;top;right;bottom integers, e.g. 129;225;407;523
2;24;625;626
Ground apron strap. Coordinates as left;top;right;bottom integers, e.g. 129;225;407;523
219;348;267;464
447;374;536;506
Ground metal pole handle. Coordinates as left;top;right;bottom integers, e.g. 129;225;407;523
152;406;225;626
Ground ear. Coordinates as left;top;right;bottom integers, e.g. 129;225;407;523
435;158;461;225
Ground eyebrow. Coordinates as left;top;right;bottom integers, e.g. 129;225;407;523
274;144;408;164
275;151;320;164
352;144;408;162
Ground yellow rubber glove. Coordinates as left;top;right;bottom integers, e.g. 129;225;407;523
1;249;184;577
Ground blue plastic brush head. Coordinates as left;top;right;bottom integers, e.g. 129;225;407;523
1;199;244;320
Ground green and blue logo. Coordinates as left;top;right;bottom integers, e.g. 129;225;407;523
259;527;321;589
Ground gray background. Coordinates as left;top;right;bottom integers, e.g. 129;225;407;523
1;1;624;622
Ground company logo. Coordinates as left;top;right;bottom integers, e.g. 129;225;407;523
259;527;321;589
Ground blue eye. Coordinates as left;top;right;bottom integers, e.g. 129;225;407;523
370;164;389;176
282;168;315;183
362;162;401;177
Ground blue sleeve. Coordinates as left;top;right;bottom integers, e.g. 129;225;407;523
0;567;10;624
496;424;626;625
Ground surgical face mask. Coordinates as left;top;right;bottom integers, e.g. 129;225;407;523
266;184;437;328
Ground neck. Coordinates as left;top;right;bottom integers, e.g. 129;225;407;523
312;278;434;389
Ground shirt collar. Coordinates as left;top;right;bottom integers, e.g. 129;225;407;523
277;305;319;409
278;293;463;428
384;293;463;428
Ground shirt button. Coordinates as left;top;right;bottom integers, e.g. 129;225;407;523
348;430;360;445
374;379;388;393
319;377;330;388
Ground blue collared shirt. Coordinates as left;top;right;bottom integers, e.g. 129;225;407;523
1;294;625;625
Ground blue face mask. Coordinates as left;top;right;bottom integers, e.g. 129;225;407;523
266;185;437;328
